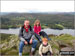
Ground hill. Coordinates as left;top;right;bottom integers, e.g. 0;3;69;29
0;12;75;29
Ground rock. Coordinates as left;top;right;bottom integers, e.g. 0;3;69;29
71;40;75;51
59;34;64;36
23;45;31;54
61;47;74;51
1;34;74;56
34;50;40;56
48;34;56;37
52;48;59;55
57;41;70;48
60;47;74;56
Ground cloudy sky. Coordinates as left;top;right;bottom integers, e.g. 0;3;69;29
1;1;74;12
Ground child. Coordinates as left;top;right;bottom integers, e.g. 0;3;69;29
34;19;51;42
39;38;53;56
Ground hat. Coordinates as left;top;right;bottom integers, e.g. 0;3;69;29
42;38;48;42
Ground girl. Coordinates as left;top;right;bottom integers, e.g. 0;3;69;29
34;19;51;42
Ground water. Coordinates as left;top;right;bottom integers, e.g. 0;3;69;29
0;28;75;36
42;28;75;36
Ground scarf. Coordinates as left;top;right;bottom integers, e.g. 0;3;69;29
24;25;30;32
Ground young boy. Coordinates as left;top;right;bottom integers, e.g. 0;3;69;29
39;38;53;56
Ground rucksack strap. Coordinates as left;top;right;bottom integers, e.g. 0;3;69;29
22;25;32;32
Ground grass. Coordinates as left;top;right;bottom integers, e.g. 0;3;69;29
51;34;75;44
0;33;75;56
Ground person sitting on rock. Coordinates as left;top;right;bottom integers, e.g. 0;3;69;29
34;19;51;42
39;38;53;56
19;20;38;56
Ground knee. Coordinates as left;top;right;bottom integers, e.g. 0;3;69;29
34;40;38;43
33;40;38;44
19;41;25;46
41;31;46;34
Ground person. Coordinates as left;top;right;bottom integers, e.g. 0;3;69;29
39;38;53;56
34;19;51;41
19;20;38;56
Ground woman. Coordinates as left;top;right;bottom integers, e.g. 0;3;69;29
34;19;51;42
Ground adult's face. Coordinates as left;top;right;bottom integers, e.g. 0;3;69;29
24;20;30;28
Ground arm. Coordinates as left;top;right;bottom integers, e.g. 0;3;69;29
39;44;43;56
30;25;35;39
34;26;38;34
19;26;26;42
38;26;41;35
39;26;41;32
19;26;28;45
29;26;35;44
31;35;35;40
49;45;53;54
29;35;35;44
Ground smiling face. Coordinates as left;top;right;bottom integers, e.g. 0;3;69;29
42;38;48;46
43;41;48;46
36;22;40;26
24;20;30;28
34;19;40;26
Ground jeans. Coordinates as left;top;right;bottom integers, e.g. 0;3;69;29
19;39;38;53
35;31;51;41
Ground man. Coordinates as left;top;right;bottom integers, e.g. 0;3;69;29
19;20;38;56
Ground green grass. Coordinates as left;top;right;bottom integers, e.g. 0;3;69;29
0;34;75;56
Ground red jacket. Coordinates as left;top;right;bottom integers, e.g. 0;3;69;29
34;25;41;35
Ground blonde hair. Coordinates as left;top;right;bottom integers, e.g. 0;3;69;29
34;19;41;26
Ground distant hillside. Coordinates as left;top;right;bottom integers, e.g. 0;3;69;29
0;12;75;29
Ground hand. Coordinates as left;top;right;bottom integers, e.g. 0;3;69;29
51;53;53;56
24;40;28;45
38;34;40;36
29;39;33;44
40;54;43;56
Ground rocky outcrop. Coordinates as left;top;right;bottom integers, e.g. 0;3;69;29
0;34;75;56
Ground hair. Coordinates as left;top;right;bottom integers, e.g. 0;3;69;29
24;19;30;22
42;38;48;42
34;19;41;26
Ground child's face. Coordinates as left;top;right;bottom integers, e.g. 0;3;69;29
43;41;48;45
36;22;40;26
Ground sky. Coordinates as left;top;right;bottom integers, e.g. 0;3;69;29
1;1;74;13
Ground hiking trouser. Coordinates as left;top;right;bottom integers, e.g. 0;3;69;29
19;39;38;53
35;31;51;41
34;33;42;42
42;51;51;56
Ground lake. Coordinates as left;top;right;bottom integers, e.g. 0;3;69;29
0;28;75;36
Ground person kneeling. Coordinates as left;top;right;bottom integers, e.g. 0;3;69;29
39;38;53;56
